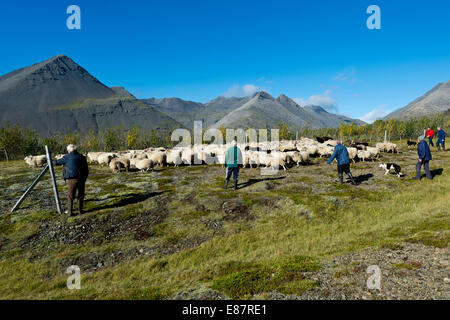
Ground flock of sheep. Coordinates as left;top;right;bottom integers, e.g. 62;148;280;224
23;138;399;173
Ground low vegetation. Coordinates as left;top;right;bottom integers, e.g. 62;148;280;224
0;139;448;299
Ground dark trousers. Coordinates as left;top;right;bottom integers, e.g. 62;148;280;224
415;160;432;180
225;167;239;181
66;178;85;214
428;137;434;147
337;163;351;175
436;139;445;150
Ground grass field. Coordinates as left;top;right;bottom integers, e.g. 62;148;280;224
0;141;448;299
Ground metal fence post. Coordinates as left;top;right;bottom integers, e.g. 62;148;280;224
45;146;62;214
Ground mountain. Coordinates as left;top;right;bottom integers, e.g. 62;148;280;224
0;55;181;134
141;96;252;128
144;92;361;130
212;92;308;129
384;80;450;119
110;86;136;98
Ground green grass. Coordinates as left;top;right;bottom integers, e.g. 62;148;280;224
0;141;448;299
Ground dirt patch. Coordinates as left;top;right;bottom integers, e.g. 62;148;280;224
21;194;170;249
221;200;253;221
296;243;450;300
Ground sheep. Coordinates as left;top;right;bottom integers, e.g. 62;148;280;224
357;150;373;162
376;142;398;153
97;153;117;166
109;157;130;173
181;148;194;165
326;140;339;147
318;145;334;157
24;155;47;167
258;153;288;171
134;159;154;172
148;152;166;167
366;147;380;159
134;153;148;160
87;152;103;163
285;151;308;166
386;143;398;153
166;150;182;167
347;147;358;164
269;154;288;171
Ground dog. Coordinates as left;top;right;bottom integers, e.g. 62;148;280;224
407;140;417;147
379;163;404;177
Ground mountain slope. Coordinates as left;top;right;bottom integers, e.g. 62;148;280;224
212;92;362;129
384;80;450;119
0;56;181;134
141;96;252;128
213;92;309;129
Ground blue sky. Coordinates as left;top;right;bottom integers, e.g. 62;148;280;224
0;0;449;122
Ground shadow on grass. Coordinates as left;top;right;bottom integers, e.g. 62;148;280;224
85;191;165;213
238;176;286;189
430;168;443;178
354;173;374;184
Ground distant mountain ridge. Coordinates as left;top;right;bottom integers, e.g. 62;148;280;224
384;80;450;119
143;91;362;130
0;55;182;135
0;54;365;135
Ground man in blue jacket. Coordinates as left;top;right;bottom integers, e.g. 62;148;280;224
436;127;446;151
223;140;243;190
327;141;357;185
53;144;89;216
413;136;432;180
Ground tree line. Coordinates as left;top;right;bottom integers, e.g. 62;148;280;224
1;109;448;161
278;109;450;142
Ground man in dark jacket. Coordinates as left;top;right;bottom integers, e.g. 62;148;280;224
413;136;432;180
436;127;446;151
223;140;243;190
53;144;89;216
327;141;357;185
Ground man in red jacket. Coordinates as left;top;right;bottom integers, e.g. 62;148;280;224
426;127;434;147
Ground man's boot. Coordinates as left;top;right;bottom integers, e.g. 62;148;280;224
339;173;344;183
222;180;229;190
234;180;238;190
78;198;84;215
67;200;75;217
348;173;357;185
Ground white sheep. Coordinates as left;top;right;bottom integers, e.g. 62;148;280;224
109;157;130;173
366;147;380;159
24;155;47;167
97;153;117;166
347;147;358;164
357;150;373;162
148;152;166;167
134;159;154;172
166;150;182;167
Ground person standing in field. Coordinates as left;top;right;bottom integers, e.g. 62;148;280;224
53;144;89;216
436;127;446;151
223;140;243;190
426;127;435;147
327;141;357;185
413;136;432;180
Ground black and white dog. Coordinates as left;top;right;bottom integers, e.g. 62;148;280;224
379;163;404;177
